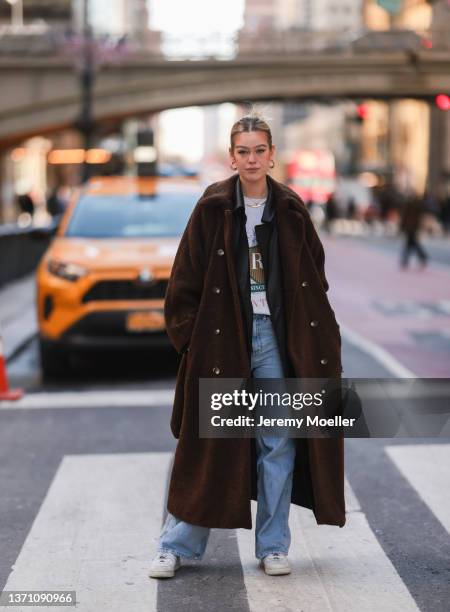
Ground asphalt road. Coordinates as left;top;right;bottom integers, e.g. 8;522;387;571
0;335;449;612
1;232;450;611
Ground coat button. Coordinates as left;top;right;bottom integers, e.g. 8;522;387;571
310;320;318;327
212;286;221;294
213;366;221;375
301;281;309;287
320;358;328;365
217;248;225;256
214;328;221;335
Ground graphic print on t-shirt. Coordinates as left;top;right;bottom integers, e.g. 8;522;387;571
244;196;270;314
249;245;265;287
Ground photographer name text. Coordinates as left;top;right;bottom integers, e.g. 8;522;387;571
211;415;356;428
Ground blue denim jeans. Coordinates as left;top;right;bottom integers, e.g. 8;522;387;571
158;313;297;560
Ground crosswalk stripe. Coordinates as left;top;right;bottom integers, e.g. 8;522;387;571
2;448;434;611
0;388;174;410
386;444;450;536
237;502;334;612
1;453;172;612
236;477;419;612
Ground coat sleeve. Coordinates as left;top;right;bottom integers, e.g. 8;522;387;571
164;202;206;354
303;210;329;293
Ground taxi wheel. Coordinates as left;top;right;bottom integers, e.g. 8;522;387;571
39;337;70;380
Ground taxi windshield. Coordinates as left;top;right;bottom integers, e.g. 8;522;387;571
65;192;198;238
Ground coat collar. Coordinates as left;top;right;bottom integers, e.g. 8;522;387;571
234;176;275;223
200;173;304;217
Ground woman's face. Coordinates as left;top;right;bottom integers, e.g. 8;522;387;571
230;131;275;184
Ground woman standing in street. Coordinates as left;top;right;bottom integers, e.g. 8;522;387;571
149;112;345;579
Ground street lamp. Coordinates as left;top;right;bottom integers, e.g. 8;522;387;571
79;0;94;183
5;0;23;28
60;0;128;183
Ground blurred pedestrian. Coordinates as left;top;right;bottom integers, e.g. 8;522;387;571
440;191;450;235
46;186;69;218
422;189;440;219
421;189;443;235
16;192;34;216
399;192;428;269
324;192;338;233
347;197;356;220
375;180;402;229
149;111;345;579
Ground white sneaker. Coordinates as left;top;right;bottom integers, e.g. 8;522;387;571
148;551;181;578
260;552;291;576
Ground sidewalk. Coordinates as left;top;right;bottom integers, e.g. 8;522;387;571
0;273;38;361
322;234;450;377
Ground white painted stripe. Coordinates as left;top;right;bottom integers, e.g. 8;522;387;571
4;379;442;413
1;379;447;411
1;453;172;612
0;388;174;410
1;448;426;611
340;322;417;378
237;501;334;612
386;444;450;535
237;477;419;612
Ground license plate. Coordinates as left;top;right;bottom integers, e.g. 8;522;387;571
126;310;165;332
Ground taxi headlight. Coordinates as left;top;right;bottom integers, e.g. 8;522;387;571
47;259;88;282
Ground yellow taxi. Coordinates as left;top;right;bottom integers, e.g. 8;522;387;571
36;175;202;377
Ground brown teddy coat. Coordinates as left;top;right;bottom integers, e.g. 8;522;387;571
163;173;345;529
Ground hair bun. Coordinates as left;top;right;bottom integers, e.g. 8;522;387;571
229;104;273;150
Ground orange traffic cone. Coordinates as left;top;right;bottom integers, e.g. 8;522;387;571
0;331;24;401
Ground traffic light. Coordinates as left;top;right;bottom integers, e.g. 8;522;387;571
135;128;157;176
435;94;450;111
356;103;369;120
349;103;369;124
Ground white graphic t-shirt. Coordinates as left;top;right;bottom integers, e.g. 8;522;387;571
244;196;270;315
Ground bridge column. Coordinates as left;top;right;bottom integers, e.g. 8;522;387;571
428;104;448;197
0;150;16;224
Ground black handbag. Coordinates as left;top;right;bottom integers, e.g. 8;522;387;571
342;381;370;437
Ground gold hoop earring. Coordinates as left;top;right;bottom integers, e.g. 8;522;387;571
269;160;275;169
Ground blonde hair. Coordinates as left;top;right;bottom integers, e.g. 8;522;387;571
230;108;273;151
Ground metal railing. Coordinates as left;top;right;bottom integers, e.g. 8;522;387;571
0;26;449;59
0;220;58;288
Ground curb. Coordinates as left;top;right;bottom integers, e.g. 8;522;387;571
5;332;38;364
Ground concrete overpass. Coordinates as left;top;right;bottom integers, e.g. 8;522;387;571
1;51;449;146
